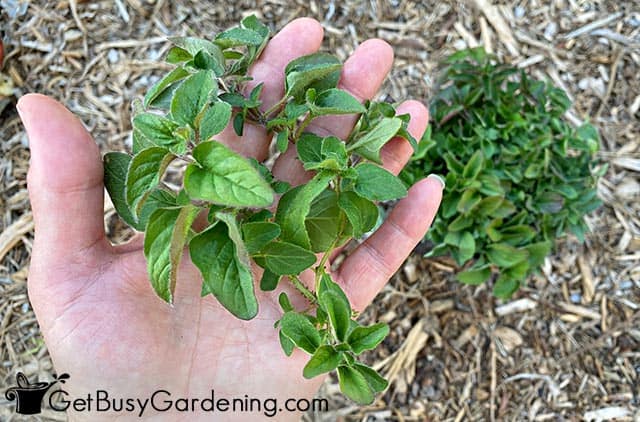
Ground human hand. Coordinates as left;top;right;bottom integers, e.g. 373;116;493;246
19;18;443;421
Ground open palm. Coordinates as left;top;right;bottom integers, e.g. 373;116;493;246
19;18;442;421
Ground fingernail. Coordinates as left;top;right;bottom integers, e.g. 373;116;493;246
427;174;446;190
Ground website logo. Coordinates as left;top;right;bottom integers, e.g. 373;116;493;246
5;372;69;415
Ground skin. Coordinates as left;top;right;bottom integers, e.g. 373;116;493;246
18;18;442;421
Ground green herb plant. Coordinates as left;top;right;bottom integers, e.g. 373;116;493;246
401;48;603;298
104;16;417;404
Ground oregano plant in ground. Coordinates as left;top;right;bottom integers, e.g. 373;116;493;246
104;16;417;404
401;48;604;298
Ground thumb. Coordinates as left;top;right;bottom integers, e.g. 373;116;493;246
19;94;109;264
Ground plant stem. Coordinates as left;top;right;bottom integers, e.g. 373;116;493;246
263;96;288;118
288;275;317;305
294;113;313;140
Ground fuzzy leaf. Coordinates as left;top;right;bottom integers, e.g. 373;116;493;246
348;117;403;163
280;312;321;354
242;222;281;254
261;241;317;275
275;171;335;248
185;141;274;207
104;152;138;229
284;53;342;99
189;222;258;320
133;113;185;154
144;67;189;108
310;88;365;116
171;70;216;127
319;290;351;342
198;101;232;141
303;346;343;379
354;163;407;201
353;363;388;393
125;147;174;217
144;206;198;303
347;323;389;354
338;191;378;237
337;365;374;405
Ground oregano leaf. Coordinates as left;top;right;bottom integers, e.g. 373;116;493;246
347;323;389;354
319;290;351;342
104;152;138;229
125;147;174;217
310;88;365;116
284;53;342;100
275;171;335;249
338;191;379;237
199;101;232;141
353;363;388;393
184;141;274;207
189;222;259;320
279;312;321;354
302;345;343;379
242;222;281;254
144;67;189;108
354;163;407;201
170;70;216;127
144;205;198;303
337;365;375;405
132;113;185;154
261;241;316;275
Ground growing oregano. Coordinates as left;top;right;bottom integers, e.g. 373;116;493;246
401;48;604;298
104;16;416;404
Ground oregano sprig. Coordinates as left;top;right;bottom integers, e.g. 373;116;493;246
104;16;415;404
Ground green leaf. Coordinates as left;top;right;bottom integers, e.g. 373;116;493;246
305;190;344;253
189;222;258;320
276;129;289;153
168;37;225;74
214;27;264;49
338;191;379;237
279;330;295;356
303;345;343;379
233;112;244;136
458;231;476;263
144;205;198;303
457;264;492;285
192;50;225;75
319;290;351;341
259;268;281;291
354;163;408;201
353;363;388;393
296;133;323;164
524;241;552;268
198;101;232;141
279;312;321;354
347;323;389;354
184;141;274;207
261;241;317;275
166;47;192;64
104;152;138;230
493;274;520;299
284;53;342;99
132;113;185;154
487;243;529;268
337;365;375;405
348;117;403;164
310;88;365;116
463;150;484;179
278;292;294;312
126;147;174;217
275;171;335;248
144;67;189;108
170;70;216;127
242;222;281;254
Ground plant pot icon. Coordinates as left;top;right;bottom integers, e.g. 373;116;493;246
5;372;69;415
